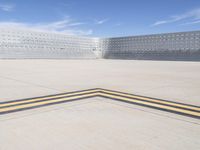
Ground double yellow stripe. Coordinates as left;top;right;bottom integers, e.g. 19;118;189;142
99;89;200;112
0;92;99;114
0;89;99;108
0;88;199;118
99;92;200;118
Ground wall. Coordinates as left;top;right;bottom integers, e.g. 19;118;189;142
0;28;98;59
1;29;200;61
102;31;200;61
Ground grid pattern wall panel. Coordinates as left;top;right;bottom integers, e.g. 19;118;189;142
0;29;98;59
102;31;200;61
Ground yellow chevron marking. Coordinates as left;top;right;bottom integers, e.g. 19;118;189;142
0;88;199;118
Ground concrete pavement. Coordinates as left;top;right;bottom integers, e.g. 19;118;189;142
0;59;200;150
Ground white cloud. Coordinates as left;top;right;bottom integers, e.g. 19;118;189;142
0;17;93;36
152;20;169;26
95;19;109;25
62;29;93;35
68;22;86;27
152;8;200;26
0;3;15;12
181;20;200;25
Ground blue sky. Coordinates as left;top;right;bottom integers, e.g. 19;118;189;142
0;0;200;37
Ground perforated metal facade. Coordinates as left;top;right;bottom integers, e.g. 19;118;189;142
0;29;200;60
102;31;200;61
0;28;98;59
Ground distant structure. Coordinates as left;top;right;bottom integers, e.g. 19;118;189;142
102;31;200;61
0;28;98;59
0;28;200;61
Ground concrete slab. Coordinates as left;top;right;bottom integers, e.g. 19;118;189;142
0;97;199;150
0;60;200;105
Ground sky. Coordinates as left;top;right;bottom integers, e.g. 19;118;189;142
0;0;200;37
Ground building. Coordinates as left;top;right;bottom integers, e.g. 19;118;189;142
0;28;200;60
0;28;99;59
101;31;200;61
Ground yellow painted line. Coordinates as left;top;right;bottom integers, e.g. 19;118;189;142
0;88;199;118
99;93;200;117
0;89;99;108
0;92;99;114
99;89;200;111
